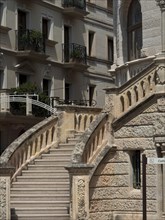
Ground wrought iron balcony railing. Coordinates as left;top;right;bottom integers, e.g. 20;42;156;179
16;29;45;53
62;43;87;64
62;0;86;10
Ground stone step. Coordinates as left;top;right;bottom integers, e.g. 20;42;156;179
67;137;79;144
12;181;69;188
34;158;71;165
10;200;69;208
41;153;71;159
49;148;73;154
58;143;75;149
11;193;69;201
11;207;68;215
11;187;69;194
11;213;70;220
21;170;68;176
28;164;67;170
16;176;69;182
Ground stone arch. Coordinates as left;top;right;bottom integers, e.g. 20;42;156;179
120;95;125;112
134;86;139;102
84;115;88;131
127;90;132;107
140;80;146;97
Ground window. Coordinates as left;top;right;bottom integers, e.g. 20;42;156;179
64;26;71;62
88;31;95;56
19;74;27;86
127;0;142;61
108;38;113;62
43;79;50;96
18;10;27;30
42;18;49;39
0;70;3;89
131;150;141;189
107;0;113;9
89;85;95;106
0;2;3;25
65;83;70;103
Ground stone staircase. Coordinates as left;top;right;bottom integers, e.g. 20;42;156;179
10;134;81;220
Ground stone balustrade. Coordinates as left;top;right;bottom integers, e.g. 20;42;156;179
106;63;157;118
115;56;155;86
82;116;108;163
56;105;101;142
72;113;108;164
0;115;59;180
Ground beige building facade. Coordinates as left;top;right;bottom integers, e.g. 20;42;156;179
0;0;114;152
0;0;165;220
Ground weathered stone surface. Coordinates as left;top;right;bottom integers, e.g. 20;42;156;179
102;151;129;163
90;175;129;187
89;211;113;220
90;187;156;200
89;199;156;212
115;125;154;138
93;163;129;176
115;138;155;150
146;175;157;187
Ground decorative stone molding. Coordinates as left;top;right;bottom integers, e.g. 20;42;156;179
155;66;165;84
157;97;165;112
66;164;93;220
156;0;165;9
0;166;15;220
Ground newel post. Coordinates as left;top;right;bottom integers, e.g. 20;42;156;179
0;166;15;220
66;164;93;220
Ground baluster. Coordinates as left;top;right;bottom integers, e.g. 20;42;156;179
41;131;47;148
51;126;55;143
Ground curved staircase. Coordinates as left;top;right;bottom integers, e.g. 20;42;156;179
10;135;81;220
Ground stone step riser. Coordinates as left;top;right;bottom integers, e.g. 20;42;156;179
11;202;69;208
11;196;69;202
49;149;73;154
11;189;69;194
21;172;68;177
12;183;69;188
34;161;70;165
16;177;69;182
12;208;68;215
28;165;66;170
11;216;69;220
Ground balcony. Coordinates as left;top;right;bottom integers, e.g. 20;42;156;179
62;43;88;69
16;29;45;54
62;0;89;18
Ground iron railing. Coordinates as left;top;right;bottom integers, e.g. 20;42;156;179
16;29;45;53
62;0;86;10
62;43;87;64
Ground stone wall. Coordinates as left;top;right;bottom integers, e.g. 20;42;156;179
89;98;165;220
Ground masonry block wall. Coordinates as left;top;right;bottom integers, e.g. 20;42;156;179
89;99;165;220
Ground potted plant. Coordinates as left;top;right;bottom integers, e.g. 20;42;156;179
70;48;82;62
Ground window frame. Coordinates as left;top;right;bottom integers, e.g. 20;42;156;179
127;0;142;61
130;150;141;189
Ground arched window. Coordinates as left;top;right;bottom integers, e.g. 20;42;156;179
127;0;142;61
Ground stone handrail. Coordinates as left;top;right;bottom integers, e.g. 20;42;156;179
114;56;155;86
72;113;108;164
106;63;157;118
0;114;60;180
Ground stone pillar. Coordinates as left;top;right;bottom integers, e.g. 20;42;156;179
26;94;32;116
159;143;165;214
156;0;165;52
0;166;15;220
155;136;165;217
66;164;93;220
0;90;10;113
